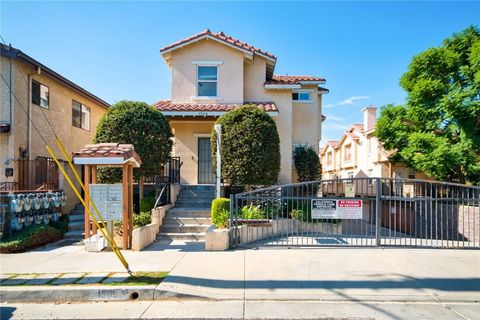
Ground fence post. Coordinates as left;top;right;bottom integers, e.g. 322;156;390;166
229;194;234;248
375;178;382;246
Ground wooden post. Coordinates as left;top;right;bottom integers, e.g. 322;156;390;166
91;166;98;235
128;165;134;249
122;164;128;249
84;165;91;239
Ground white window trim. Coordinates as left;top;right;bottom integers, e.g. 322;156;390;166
193;133;211;137
292;89;314;104
197;65;219;98
192;60;223;65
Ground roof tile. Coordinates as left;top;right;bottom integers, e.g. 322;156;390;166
154;101;278;114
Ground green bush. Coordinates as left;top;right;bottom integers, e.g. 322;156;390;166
240;205;265;219
140;196;156;212
211;198;230;229
293;146;322;182
133;211;151;228
211;104;281;186
0;224;63;253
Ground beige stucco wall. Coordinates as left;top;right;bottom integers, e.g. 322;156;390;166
168;39;244;104
170;120;215;184
0;57;108;212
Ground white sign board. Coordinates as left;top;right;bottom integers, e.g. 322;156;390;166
311;199;363;219
89;184;123;221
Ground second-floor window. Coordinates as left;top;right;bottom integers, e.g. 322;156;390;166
344;144;352;161
32;80;49;108
292;90;312;103
197;66;217;97
72;100;90;130
327;152;333;165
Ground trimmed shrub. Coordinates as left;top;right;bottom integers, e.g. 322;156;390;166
211;198;230;228
133;211;152;228
240;205;265;219
140;196;156;212
211;104;281;186
293;146;322;182
0;224;64;253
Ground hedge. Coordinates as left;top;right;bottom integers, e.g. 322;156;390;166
0;223;65;253
140;196;156;212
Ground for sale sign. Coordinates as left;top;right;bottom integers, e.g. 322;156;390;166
311;199;363;219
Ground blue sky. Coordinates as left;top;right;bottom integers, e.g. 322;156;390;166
1;1;478;145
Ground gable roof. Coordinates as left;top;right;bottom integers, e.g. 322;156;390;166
0;44;109;109
154;100;279;117
161;29;277;62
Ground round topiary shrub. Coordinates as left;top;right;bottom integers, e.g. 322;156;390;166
211;198;230;229
293;146;322;182
211;104;281;186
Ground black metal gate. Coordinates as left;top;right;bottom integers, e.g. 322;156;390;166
230;178;480;249
198;138;215;184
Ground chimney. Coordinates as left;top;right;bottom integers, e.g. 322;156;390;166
362;106;377;131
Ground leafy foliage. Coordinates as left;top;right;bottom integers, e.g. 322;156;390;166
133;211;152;228
240;205;265;219
211;104;281;186
94;100;173;183
139;196;156;212
211;197;231;228
376;26;480;184
0;223;64;253
293;146;322;182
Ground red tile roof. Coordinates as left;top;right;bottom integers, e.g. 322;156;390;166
266;75;326;85
160;29;276;61
73;143;142;166
352;123;364;132
154;101;278;114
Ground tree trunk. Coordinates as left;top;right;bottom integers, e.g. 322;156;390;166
138;176;144;200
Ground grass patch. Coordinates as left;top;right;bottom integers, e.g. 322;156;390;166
106;272;169;286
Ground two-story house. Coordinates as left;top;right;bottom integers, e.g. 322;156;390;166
155;29;328;185
319;106;433;181
0;44;109;212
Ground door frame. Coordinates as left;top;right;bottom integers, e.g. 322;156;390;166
196;135;215;185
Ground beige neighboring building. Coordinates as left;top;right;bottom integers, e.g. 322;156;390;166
320;106;432;181
0;44;109;211
155;29;328;185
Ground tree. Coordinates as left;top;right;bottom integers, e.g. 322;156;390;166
293;146;322;182
94;100;173;197
376;26;480;184
211;104;281;186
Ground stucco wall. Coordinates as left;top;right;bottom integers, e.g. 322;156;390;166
169;39;244;104
170;120;215;184
0;57;108;212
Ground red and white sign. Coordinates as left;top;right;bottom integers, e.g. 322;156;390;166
312;199;363;219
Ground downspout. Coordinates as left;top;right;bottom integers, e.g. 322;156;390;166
8;51;12;126
27;73;32;160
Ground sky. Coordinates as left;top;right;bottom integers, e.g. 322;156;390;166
1;1;479;146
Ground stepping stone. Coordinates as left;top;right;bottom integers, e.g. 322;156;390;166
102;272;129;284
24;273;62;285
77;272;109;284
50;273;84;285
1;274;37;286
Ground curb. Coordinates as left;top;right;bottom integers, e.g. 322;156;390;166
0;285;156;302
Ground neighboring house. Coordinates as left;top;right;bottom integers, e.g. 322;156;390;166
0;44;109;212
155;29;328;185
319;106;432;181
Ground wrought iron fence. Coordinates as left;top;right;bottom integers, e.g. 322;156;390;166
231;178;480;249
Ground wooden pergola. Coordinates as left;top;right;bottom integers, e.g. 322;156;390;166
73;143;142;249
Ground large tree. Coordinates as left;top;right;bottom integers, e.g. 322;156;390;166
211;104;281;186
94;100;173;197
376;26;480;184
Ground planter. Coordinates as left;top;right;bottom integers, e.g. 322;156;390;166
205;225;229;251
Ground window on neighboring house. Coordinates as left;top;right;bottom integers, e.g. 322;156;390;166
327;152;333;166
408;168;416;179
32;80;49;108
292;90;312;103
367;139;371;157
72;100;90;130
346;171;354;184
197;66;217;97
344;144;352;161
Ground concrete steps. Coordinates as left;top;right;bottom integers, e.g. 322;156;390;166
157;185;214;241
66;203;85;240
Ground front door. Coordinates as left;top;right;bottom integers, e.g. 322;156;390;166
198;138;215;184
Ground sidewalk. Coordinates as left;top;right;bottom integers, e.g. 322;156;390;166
1;241;479;304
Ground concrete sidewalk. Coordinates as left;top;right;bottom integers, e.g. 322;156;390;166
1;242;479;304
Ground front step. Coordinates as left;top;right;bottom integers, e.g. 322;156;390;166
68;221;84;231
166;208;211;218
157;232;206;241
160;224;210;233
69;214;84;222
64;230;84;240
164;217;211;225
